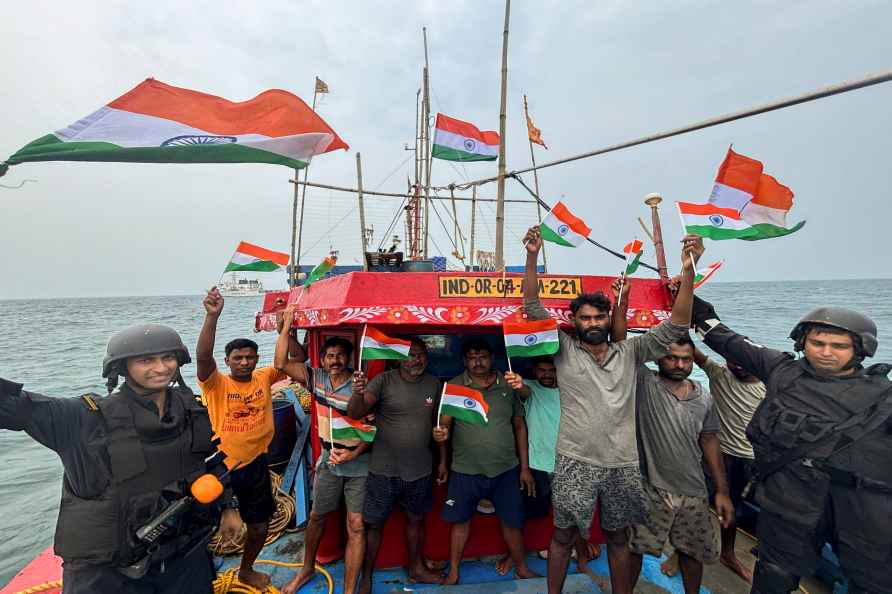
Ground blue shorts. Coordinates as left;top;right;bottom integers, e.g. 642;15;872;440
441;467;524;529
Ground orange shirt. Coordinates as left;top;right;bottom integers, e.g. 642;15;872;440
198;366;286;467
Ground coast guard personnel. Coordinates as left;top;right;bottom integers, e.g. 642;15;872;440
0;324;238;594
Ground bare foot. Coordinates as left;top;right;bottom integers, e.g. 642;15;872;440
496;554;514;576
442;571;459;586
720;553;754;584
589;543;601;559
425;557;448;572
514;566;541;579
408;564;445;584
239;568;271;590
660;552;679;577
281;569;316;594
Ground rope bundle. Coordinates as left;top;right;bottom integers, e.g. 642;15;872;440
209;472;296;556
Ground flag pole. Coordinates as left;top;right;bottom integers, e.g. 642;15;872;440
494;0;511;269
674;202;699;276
523;94;548;273
358;324;368;371
292;80;321;287
503;330;513;374
436;383;446;429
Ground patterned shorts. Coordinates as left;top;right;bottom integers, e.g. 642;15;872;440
552;454;648;532
629;481;720;564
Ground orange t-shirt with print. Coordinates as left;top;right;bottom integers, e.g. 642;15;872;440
199;366;286;467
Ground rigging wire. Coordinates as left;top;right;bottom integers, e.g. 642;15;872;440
375;194;410;251
428;194;462;257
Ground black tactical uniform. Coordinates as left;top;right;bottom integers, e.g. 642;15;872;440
692;299;892;594
0;324;231;594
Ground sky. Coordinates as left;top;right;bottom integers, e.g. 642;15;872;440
1;0;891;299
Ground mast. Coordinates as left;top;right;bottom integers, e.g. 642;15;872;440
422;27;432;259
469;185;477;270
523;94;547;272
645;193;670;286
357;153;369;270
291;79;321;286
494;0;511;269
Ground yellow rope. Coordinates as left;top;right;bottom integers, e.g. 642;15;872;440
11;580;62;594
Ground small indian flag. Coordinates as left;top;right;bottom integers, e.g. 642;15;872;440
330;408;376;443
224;241;289;273
431;113;499;162
361;326;411;360
503;319;559;358
623;239;644;275
6;78;348;170
303;255;337;289
677;201;759;241
540;201;591;247
439;384;489;425
694;261;723;289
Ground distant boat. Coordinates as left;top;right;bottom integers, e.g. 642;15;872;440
218;274;264;297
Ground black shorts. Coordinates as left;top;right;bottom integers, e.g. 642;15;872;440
523;469;553;520
231;453;275;524
442;467;524;529
707;452;755;507
363;472;433;526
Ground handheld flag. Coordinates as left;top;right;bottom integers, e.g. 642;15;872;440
303;255;337;289
224;242;289;273
540;201;591;247
503;319;559;358
438;384;489;425
361;326;411;360
700;147;805;240
6;79;348;171
431;113;499;162
623;239;644;275
329;408;376;443
694;261;723;289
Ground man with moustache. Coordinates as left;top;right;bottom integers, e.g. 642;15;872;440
348;338;445;593
281;305;370;594
522;226;702;594
626;334;733;594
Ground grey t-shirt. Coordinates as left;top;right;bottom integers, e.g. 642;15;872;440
366;369;441;481
701;357;765;459
525;298;690;468
636;369;720;498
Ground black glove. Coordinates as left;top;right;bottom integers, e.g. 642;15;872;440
691;295;719;327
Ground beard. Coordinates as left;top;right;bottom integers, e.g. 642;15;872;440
659;368;691;381
578;327;608;345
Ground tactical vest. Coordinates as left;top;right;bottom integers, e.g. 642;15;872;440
54;386;218;567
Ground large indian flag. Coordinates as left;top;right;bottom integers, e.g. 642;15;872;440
361;326;411;360
503;319;559;358
224;241;289;273
431;113;499;162
6;78;348;170
439;384;489;425
540;201;591;247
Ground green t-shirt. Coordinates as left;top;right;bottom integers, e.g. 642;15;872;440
522;379;561;473
447;371;523;478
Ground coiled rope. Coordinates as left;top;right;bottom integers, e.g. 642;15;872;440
209;472;296;556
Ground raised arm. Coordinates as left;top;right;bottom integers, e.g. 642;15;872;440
693;346;708;368
196;287;223;382
522;226;550;321
610;276;630;342
0;378;83;453
504;372;532;400
669;234;703;328
274;305;308;384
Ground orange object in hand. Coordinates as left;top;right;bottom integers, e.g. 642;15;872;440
191;473;224;504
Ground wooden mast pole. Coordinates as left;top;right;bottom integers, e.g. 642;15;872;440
469;185;477;270
357;153;369;271
422;27;432;259
494;0;511;270
291;82;320;286
523;94;547;273
645;193;670;286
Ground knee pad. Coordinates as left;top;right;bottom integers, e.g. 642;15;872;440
751;560;800;594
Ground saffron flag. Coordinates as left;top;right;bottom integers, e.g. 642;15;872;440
303;255;337;288
330;408;376;443
361;326;411;360
440;384;489;425
540;201;591;247
503;319;559;358
705;148;805;240
623;239;644;275
694;261;723;289
315;77;329;94
526;114;547;149
431;113;499;162
224;241;290;273
6;78;348;170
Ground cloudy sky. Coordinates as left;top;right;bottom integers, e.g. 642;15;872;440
2;0;890;299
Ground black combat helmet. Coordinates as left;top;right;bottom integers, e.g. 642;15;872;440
789;307;878;358
102;323;192;378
